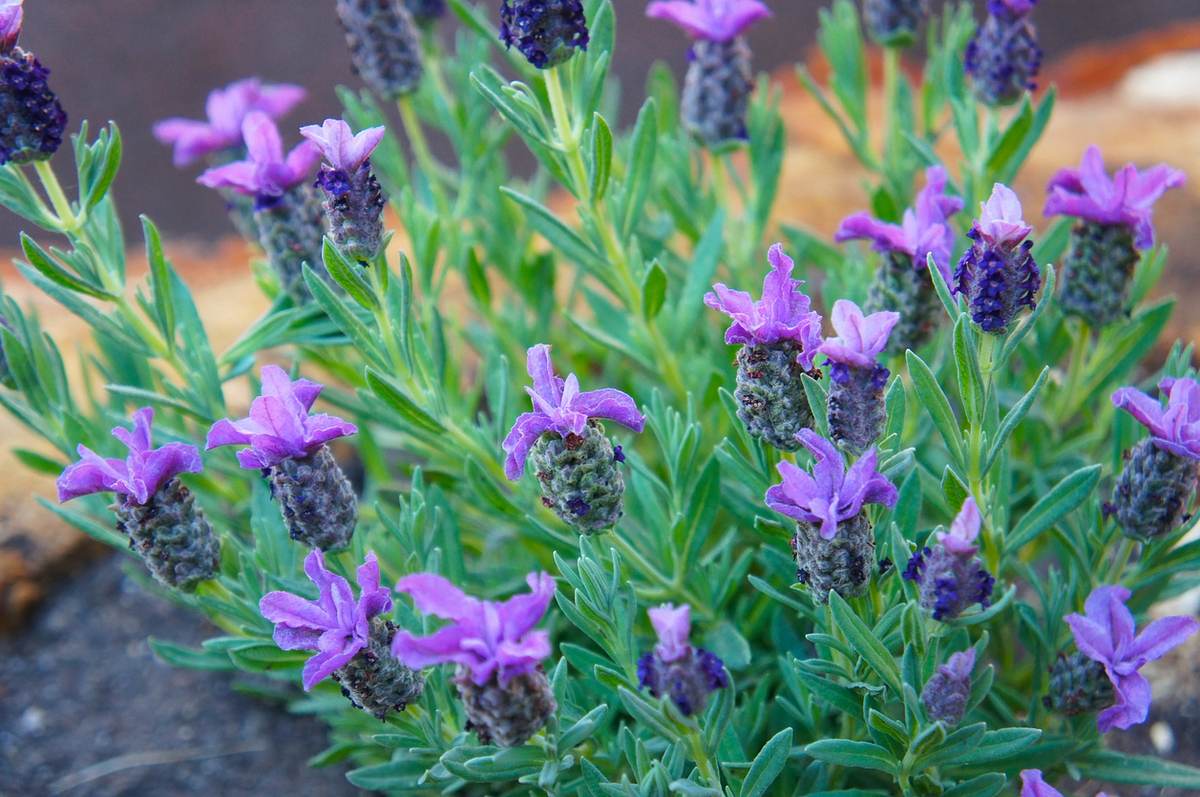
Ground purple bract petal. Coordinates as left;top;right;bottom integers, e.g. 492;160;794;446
196;112;320;198
646;0;771;42
299;118;385;173
937;496;982;556
941;648;976;680
1112;377;1200;460
1019;770;1063;797
977;183;1032;246
648;603;692;663
206;366;356;470
817;299;899;368
0;0;22;52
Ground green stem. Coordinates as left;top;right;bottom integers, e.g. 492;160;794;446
1108;538;1137;584
685;729;722;791
1055;318;1091;423
882;47;902;175
33;160;81;233
398;96;450;216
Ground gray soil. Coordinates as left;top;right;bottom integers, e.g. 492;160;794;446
0;554;358;796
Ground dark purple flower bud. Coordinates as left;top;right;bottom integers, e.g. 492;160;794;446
862;0;929;47
1110;378;1200;540
964;0;1042;107
57;408;218;590
954;184;1039;335
1044;651;1115;718
1047;146;1185;326
903;498;995;621
499;0;589;70
404;0;445;25
637;604;729;716
819;300;899;454
301;119;387;262
208;366;359;550
336;0;424;99
0;6;66;167
921;649;975;726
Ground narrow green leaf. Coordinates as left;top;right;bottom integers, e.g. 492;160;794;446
642;260;667;320
804;739;897;775
739;728;793;797
589;113;613;200
906;350;965;469
1074;749;1200;788
1005;465;1101;553
828;592;903;695
982;366;1048;475
321;237;379;311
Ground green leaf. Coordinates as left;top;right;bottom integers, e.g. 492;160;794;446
363;368;444;435
618;686;684;740
620;99;658;238
804;739;897;775
953;727;1041;766
953;316;984;424
982;366;1048;476
589;113;613;200
943;774;1006;797
321;237;379;311
739;728;793;797
906;350;965;470
19;233;112;299
140;216;177;347
148;637;235;671
642;259;667;320
1074;749;1200;788
828;591;903;695
500;187;606;271
560;704;609;749
1005;465;1101;553
84;123;123;211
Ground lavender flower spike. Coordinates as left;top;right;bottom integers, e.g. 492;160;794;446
954;183;1040;335
500;0;589;70
336;0;424;99
904;497;996;621
767;430;897;602
1064;584;1199;732
837;167;964;354
818;299;899;454
965;0;1042;107
208;366;359;550
153;78;306;168
57;408;218;591
921;649;975;726
1047;146;1186;325
260;549;423;717
505;344;644;533
301;119;387;262
638;603;729;716
863;0;929;47
1020;770;1110;797
0;0;66;166
705;244;823;450
646;0;769;145
1110;377;1200;540
392;572;558;747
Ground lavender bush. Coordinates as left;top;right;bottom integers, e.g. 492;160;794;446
1;0;1199;792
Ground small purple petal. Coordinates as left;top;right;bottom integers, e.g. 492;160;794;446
646;0;771;41
648;603;691;662
300;119;386;172
394;573;481;622
938;497;982;556
1019;770;1063;797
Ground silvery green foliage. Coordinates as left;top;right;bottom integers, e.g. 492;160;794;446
1;1;1199;794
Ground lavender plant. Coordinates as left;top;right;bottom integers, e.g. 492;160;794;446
2;0;1200;793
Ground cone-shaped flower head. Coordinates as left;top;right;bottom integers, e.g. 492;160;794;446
153;78;306;168
921;648;975;726
391;572;555;686
645;0;771;42
818;299;899;370
500;0;589;69
1112;377;1200;460
206;365;357;470
964;0;1042;106
300;119;385;174
836;166;965;280
704;244;824;366
197;112;321;206
259;549;392;690
1019;770;1109;797
904;497;995;621
57;408;203;506
765;429;898;540
1064;584;1199;732
863;0;929;47
1045;145;1185;250
637;603;728;716
503;344;644;481
0;0;22;53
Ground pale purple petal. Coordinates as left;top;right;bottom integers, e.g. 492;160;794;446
1086;584;1137;650
301;645;360;691
977;183;1032;246
196;160;261;195
503;411;553;481
494;629;551;684
498;572;556;641
1112;386;1168;439
390;625;476;670
284;141;321;183
938;496;982;556
1128;615;1200;663
835;212;911;255
818;299;898;368
1066;613;1116;665
1098;670;1152;732
252;82;307;120
355;552;393;620
1019;770;1063;797
0;0;22;51
571;389;646;432
153;119;229;167
942;649;976;680
243;111;283;166
300;119;385;172
648;603;691;662
260;590;332;631
394;573;481;622
525;344;561;404
304;414;359;447
56;446;128;502
273;625;323;651
646;0;770;41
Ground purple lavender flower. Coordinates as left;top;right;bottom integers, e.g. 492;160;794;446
500;0;589;70
392;572;558;747
818;299;899;454
153;78;306;168
336;0;424;99
637;603;729;717
197;112;321;206
766;429;897;540
1111;378;1200;540
504;345;643;532
301;119;387;262
0;0;66;165
904;497;996;621
920;649;975;726
645;0;771;42
208;366;359;550
1020;770;1110;797
964;0;1042;107
58;407;202;505
1064;584;1199;732
404;0;446;25
57;408;218;590
954;183;1040;334
862;0;929;47
836;167;965;354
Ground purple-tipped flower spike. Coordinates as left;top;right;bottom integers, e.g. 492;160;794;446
57;408;217;590
904;497;996;621
153;78;307;168
1064;584;1199;732
500;0;589;69
646;0;769;144
198;112;327;299
837;167;965;354
1047;146;1186;326
260;550;423;717
301;119;387;262
862;0;929;47
964;0;1042;107
705;244;823;451
920;649;975;726
819;299;899;454
208;366;359;550
953;183;1040;335
504;344;644;533
1110;378;1200;541
1019;770;1110;797
392;572;558;747
767;430;897;602
638;603;729;717
0;0;66;166
336;0;424;99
